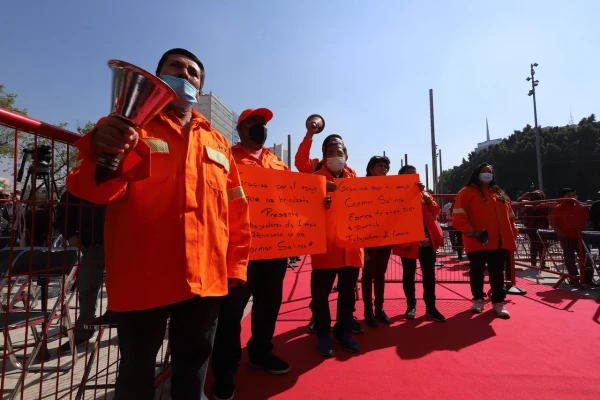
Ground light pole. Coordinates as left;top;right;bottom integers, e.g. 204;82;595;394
527;63;544;191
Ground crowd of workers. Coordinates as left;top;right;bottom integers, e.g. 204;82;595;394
2;47;597;400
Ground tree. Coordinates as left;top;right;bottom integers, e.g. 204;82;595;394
440;115;600;201
0;84;93;195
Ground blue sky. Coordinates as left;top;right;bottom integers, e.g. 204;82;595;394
1;0;599;182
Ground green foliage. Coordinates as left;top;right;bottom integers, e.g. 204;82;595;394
0;84;94;191
440;115;600;201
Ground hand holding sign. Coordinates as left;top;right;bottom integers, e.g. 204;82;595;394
332;174;425;248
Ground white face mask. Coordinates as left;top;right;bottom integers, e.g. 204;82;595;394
326;157;346;172
479;172;493;183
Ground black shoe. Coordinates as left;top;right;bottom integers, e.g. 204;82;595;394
426;307;446;322
333;330;359;353
404;307;416;320
213;381;235;400
375;309;391;325
306;319;317;334
317;335;334;357
350;316;364;334
249;353;290;375
364;311;377;328
59;336;88;354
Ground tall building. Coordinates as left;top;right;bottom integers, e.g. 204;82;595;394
271;143;290;167
475;118;502;152
193;92;237;144
233;112;240;144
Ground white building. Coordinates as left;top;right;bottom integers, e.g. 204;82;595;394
475;118;503;152
271;144;290;167
193;92;237;144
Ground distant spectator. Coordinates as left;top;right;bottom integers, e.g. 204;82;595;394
517;190;551;268
549;188;593;285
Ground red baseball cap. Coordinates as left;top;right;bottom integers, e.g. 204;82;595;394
237;108;273;126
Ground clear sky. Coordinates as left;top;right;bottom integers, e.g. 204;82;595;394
1;0;598;182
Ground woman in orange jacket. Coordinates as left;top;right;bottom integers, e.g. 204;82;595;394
361;155;394;327
393;165;446;322
452;163;517;319
310;139;363;357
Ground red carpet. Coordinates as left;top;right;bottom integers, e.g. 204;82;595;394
232;257;600;400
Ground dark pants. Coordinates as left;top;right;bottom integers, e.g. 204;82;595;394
560;236;582;276
449;228;463;256
75;243;105;341
311;267;359;335
211;258;287;389
361;246;392;311
467;249;506;304
401;246;437;309
526;229;544;266
114;295;221;400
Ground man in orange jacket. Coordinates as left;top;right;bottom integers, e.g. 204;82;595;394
311;139;363;356
66;48;251;400
296;129;364;335
210;108;290;400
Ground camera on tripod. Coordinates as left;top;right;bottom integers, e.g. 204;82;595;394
20;145;53;179
16;144;59;204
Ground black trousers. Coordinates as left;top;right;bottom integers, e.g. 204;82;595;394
361;246;392;310
467;249;506;304
401;246;437;309
211;258;287;388
114;295;221;400
449;228;463;256
310;266;360;335
526;229;545;266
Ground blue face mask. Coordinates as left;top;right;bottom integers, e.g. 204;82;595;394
160;75;199;110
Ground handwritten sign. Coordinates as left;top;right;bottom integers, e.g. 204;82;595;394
237;165;327;260
333;174;425;248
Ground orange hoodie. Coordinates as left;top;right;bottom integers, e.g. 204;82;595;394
66;109;251;312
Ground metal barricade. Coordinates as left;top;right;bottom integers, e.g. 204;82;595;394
512;198;594;288
382;194;517;289
0;107;171;399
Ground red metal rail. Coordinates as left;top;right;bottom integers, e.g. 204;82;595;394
0;107;80;144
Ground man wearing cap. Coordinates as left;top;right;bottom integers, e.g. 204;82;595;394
210;108;290;400
67;48;251;400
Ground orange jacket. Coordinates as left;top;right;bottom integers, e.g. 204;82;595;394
294;138;356;175
393;192;441;259
310;166;364;269
452;184;517;253
232;144;289;171
550;201;589;238
66;109;251;312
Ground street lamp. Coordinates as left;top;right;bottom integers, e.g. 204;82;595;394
526;63;544;191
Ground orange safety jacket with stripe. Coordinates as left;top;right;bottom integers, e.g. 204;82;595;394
294;138;356;175
452;184;517;254
310;166;364;269
66;109;251;312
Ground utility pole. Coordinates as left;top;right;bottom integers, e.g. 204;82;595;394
425;164;429;191
438;148;443;193
287;135;292;169
526;63;544;191
429;89;437;193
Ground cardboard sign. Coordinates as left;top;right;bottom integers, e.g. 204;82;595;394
237;165;328;260
333;174;425;248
